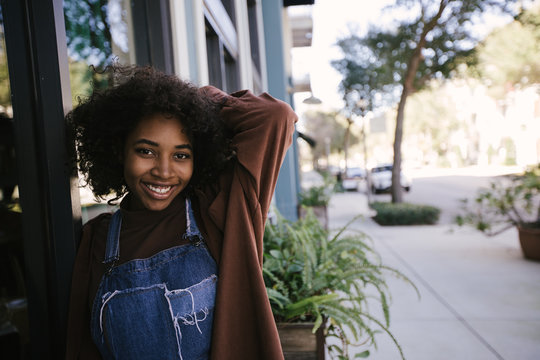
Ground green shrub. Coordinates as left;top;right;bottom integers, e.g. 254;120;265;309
370;202;440;225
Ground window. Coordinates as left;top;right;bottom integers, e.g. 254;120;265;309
63;0;174;105
204;0;240;93
206;22;224;89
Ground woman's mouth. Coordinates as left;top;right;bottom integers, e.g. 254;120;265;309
143;183;175;197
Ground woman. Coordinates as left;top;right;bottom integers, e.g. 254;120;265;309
65;65;297;359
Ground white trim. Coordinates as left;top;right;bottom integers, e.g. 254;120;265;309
282;8;292;79
234;0;252;90
124;0;137;64
193;0;209;85
169;0;191;80
254;0;268;91
203;0;238;58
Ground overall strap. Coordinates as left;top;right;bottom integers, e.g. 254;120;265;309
103;209;122;265
184;198;203;243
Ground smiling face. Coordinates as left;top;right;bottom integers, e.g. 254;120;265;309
123;114;194;211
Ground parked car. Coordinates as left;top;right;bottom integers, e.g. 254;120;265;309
342;167;366;192
370;164;411;193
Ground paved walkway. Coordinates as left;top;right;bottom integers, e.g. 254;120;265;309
327;192;540;360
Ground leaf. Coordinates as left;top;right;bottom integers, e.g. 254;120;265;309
284;293;340;320
313;312;323;334
355;350;370;358
266;288;290;309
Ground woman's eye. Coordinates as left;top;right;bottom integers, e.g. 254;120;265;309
174;153;191;160
135;148;153;156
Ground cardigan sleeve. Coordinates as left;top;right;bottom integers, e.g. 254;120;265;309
198;88;296;360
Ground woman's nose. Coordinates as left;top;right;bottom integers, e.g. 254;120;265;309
151;157;172;178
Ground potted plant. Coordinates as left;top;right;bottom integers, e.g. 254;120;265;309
298;174;335;229
298;185;332;229
456;164;540;261
263;208;417;359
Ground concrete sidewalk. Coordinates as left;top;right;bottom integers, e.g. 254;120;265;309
327;192;540;360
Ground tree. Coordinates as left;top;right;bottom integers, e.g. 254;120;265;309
332;0;519;202
477;3;540;96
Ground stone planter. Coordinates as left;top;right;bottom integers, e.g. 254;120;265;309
277;323;325;360
517;226;540;261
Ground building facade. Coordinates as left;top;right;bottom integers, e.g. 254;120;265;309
0;0;313;357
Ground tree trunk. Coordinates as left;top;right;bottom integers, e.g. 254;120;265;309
391;0;447;203
343;118;352;173
361;119;373;204
391;89;408;203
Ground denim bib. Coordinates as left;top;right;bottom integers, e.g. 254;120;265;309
90;198;218;360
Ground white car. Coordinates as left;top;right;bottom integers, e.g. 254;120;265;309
370;164;411;194
342;167;366;191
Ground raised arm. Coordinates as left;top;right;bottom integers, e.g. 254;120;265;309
200;86;297;215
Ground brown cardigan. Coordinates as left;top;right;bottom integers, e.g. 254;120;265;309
65;87;297;359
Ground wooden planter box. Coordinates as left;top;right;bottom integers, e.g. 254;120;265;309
277;323;325;360
518;226;540;261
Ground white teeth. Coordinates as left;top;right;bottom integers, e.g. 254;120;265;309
146;184;172;194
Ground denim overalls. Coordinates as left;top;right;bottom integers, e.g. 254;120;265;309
90;198;218;360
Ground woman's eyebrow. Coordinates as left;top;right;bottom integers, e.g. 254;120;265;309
134;139;192;150
134;139;158;146
175;144;193;150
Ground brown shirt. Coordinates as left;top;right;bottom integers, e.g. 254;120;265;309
65;87;298;359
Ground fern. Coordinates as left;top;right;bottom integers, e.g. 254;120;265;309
263;208;417;359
